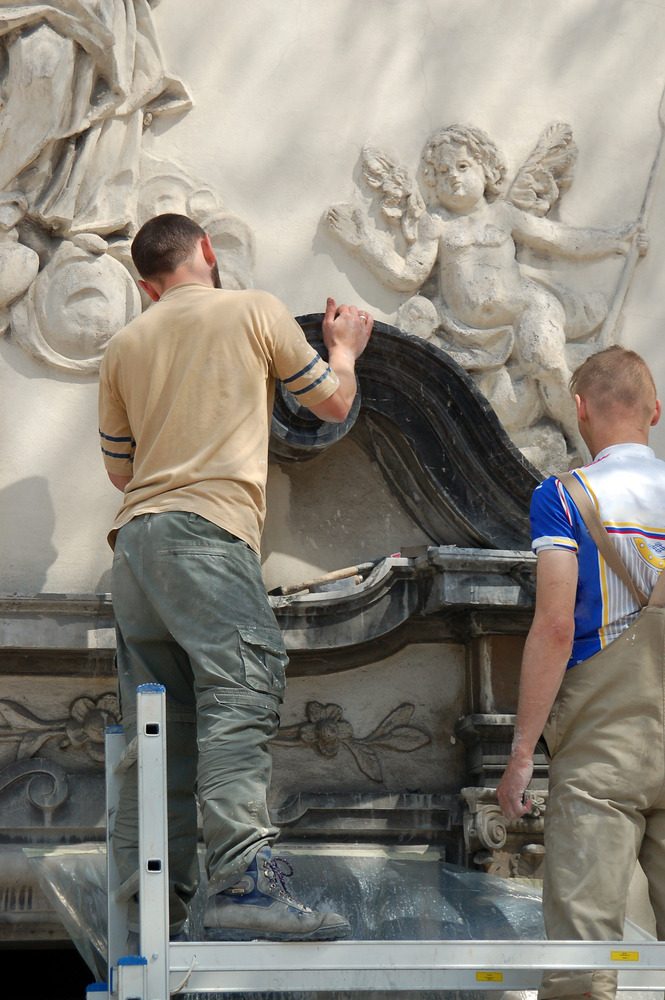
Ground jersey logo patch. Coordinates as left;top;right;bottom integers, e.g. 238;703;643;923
632;537;665;570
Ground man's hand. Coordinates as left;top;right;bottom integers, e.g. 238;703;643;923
322;297;373;362
497;753;534;821
308;298;373;423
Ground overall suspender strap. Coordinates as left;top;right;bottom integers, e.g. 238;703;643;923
557;472;665;609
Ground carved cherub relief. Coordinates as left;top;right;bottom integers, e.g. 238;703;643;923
325;124;647;472
0;1;255;374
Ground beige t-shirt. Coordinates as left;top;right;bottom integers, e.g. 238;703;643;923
98;284;339;552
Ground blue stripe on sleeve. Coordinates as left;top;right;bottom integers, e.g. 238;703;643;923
291;367;332;395
99;428;134;443
282;356;320;384
101;447;134;460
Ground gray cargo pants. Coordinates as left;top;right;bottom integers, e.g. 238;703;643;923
110;512;288;931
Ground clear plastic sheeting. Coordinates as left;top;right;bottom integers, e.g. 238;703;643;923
24;842;659;1000
25;844;109;982
25;844;543;971
276;845;546;943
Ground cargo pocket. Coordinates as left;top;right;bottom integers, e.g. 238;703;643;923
237;625;287;701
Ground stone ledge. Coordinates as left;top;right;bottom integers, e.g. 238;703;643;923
0;546;535;673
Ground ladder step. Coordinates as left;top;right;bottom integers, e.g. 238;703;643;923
112;736;138;774
115;869;139;904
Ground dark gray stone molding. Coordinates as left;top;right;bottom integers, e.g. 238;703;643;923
271;316;542;550
0;547;535;674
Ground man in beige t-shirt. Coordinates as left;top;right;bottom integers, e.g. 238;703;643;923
99;213;372;943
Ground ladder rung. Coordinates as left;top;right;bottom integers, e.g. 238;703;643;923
114;869;139;904
112;737;138;774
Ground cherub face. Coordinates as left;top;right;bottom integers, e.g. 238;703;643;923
428;143;486;213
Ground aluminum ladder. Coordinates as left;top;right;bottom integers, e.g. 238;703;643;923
89;682;665;999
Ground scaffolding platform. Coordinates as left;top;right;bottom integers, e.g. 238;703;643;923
93;683;665;999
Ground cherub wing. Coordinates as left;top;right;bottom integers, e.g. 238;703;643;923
507;122;577;216
360;146;426;242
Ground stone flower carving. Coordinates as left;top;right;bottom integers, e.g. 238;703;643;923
61;694;120;763
296;702;354;757
275;701;430;782
325;123;649;473
0;693;119;764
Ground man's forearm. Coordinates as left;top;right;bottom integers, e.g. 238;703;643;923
327;345;358;411
497;547;577;820
497;620;572;820
511;623;571;758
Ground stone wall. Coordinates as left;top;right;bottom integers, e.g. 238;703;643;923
2;0;665;593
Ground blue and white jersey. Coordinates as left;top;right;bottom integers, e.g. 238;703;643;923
531;443;665;667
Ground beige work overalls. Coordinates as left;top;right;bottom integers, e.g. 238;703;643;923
540;579;665;1000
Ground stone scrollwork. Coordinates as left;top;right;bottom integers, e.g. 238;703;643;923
10;237;141;373
325;123;649;474
463;796;508;853
273;316;540;550
461;786;547;879
275;701;431;782
0;759;69;825
0;1;255;373
137;152;256;293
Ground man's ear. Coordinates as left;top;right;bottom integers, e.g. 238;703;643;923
138;278;161;302
651;399;662;428
574;393;587;423
201;233;216;267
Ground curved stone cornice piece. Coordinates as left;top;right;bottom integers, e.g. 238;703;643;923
272;547;535;673
0;548;535;676
271;317;542;550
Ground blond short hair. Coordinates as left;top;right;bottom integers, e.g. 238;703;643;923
570;345;656;421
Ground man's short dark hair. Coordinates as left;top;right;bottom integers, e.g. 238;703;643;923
131;214;206;280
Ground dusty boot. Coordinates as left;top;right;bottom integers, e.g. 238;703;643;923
204;848;351;941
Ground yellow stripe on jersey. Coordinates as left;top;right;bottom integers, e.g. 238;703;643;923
598;547;610;647
576;471;600;512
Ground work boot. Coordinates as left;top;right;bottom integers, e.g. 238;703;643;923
204;847;351;941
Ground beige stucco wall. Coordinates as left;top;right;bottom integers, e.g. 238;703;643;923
2;0;665;594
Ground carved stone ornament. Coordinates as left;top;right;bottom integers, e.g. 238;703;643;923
275;701;431;782
0;2;255;373
461;786;547;879
0;759;69;826
0;692;119;764
325;123;650;474
10;239;141;373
